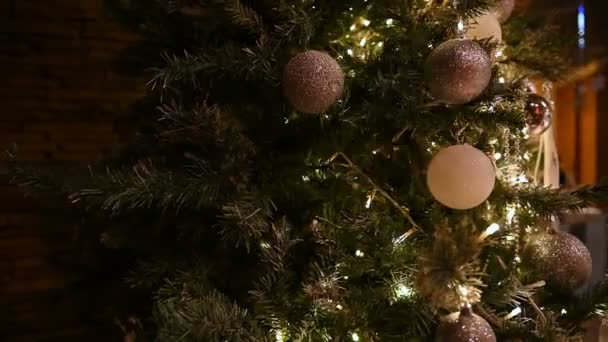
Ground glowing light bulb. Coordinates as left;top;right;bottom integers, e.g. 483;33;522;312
350;24;356;31
359;37;367;47
504;306;522;319
514;256;521;263
365;194;373;209
395;283;413;298
457;20;464;31
479;223;500;241
486;223;500;235
361;18;371;27
494;152;502;160
561;308;568;315
386;18;394;26
355;249;365;257
458;285;469;297
336;304;344;310
347;49;354;56
506;206;516;224
352;333;360;341
498;77;506;84
275;330;285;342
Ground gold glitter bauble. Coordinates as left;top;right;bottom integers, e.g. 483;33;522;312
466;12;503;43
283;50;345;114
426;144;496;210
435;307;496;342
424;39;492;104
492;0;515;23
525;230;592;292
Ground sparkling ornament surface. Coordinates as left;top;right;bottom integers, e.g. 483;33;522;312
492;0;515;23
283;50;345;114
427;144;496;210
424;39;492;104
525;93;553;136
525;230;592;292
523;78;538;94
466;12;503;43
435;308;496;342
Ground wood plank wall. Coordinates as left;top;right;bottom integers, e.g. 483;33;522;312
0;1;146;340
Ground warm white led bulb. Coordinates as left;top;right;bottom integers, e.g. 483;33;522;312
486;223;500;236
504;306;522;319
395;283;413;298
457;20;465;31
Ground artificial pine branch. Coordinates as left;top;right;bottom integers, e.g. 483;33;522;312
502;181;608;218
503;16;574;81
223;0;265;35
216;194;275;251
453;0;496;19
69;160;220;215
155;289;263;341
150;44;277;93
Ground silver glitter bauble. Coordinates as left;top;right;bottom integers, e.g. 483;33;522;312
283;50;345;114
525;93;553;136
424;39;492;104
466;12;503;43
525;230;592;292
435;307;496;342
493;0;515;23
427;144;496;210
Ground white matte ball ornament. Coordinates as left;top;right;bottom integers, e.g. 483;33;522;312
283;50;345;114
427;144;496;210
424;39;492;104
466;12;503;43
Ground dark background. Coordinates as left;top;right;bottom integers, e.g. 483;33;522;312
1;0;608;341
0;0;144;340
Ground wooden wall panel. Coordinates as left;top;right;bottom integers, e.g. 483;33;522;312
580;79;599;184
0;0;145;340
555;77;602;185
555;85;577;179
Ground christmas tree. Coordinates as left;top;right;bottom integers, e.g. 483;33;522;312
11;0;608;340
